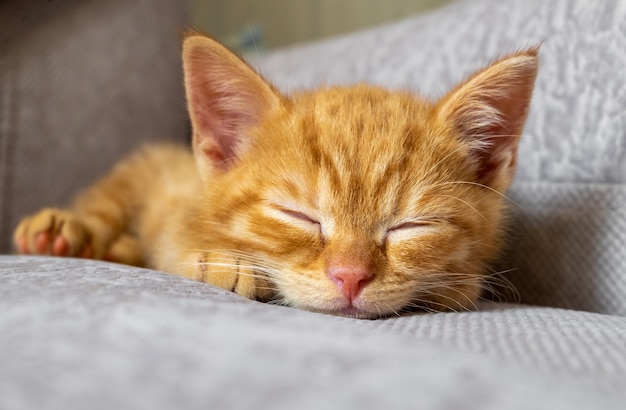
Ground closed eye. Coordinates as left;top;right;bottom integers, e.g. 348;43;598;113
278;208;320;226
383;219;439;245
388;221;433;232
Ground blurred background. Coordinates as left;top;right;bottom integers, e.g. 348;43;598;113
186;0;457;55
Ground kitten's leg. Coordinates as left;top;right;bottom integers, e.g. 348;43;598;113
14;208;144;266
183;250;274;300
13;204;144;266
12;147;169;265
106;234;144;266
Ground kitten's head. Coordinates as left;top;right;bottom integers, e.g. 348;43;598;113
183;35;538;318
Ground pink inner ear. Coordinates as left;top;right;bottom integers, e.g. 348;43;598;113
190;87;256;168
438;52;539;187
471;98;526;185
183;37;280;172
474;139;518;186
473;91;533;186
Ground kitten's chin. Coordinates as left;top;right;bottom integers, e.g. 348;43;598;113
332;306;383;320
281;288;405;319
307;299;397;320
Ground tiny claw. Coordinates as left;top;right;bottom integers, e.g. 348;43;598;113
53;236;69;256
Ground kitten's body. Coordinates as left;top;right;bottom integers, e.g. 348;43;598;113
15;36;538;318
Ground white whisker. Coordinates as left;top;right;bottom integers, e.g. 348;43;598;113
434;180;525;211
430;194;491;224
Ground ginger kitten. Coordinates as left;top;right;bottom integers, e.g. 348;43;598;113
14;35;538;318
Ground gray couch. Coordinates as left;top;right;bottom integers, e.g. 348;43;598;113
1;0;625;409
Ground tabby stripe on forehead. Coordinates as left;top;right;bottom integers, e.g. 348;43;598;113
300;114;343;194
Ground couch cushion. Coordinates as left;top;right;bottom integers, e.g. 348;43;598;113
1;256;625;410
252;0;626;315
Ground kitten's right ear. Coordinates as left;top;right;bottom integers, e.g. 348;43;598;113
182;34;281;177
436;48;539;191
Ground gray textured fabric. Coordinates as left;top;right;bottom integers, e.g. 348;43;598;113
1;256;625;410
252;0;626;315
0;0;189;253
503;182;626;315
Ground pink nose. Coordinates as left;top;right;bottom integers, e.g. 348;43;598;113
327;266;374;302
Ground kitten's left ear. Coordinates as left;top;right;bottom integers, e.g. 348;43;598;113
183;34;282;178
436;48;539;191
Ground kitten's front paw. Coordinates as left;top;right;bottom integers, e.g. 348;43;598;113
14;208;94;258
197;251;273;300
